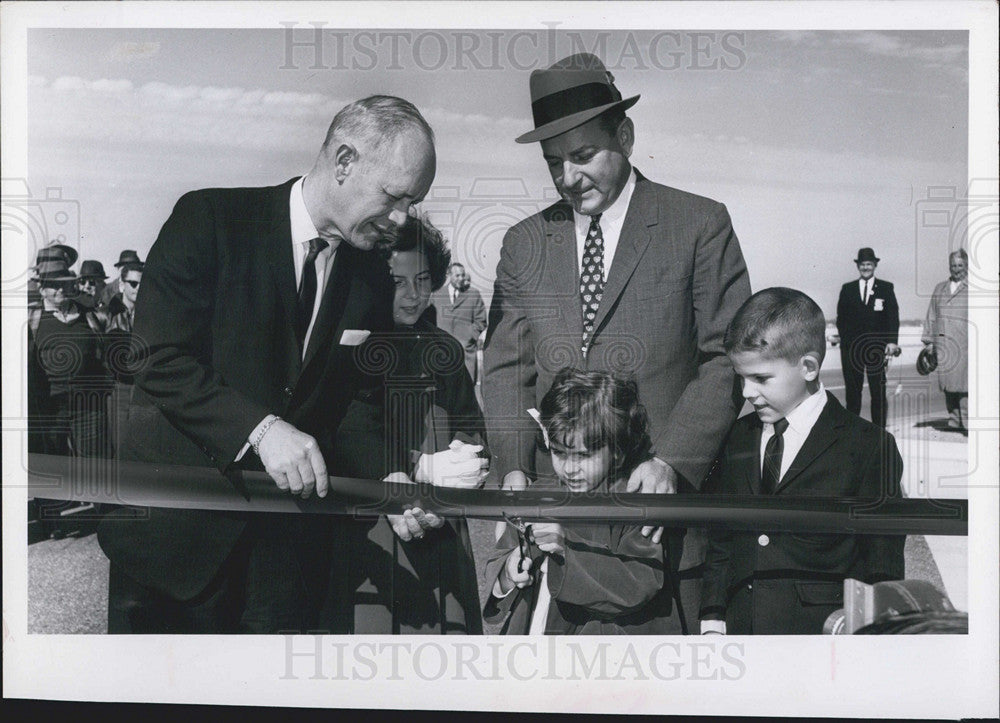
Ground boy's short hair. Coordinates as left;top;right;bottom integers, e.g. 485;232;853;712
539;367;652;482
724;287;827;363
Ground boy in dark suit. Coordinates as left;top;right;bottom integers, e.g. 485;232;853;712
699;287;905;635
834;247;900;427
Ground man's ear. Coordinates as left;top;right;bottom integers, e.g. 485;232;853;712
617;117;635;158
333;143;357;183
800;352;821;381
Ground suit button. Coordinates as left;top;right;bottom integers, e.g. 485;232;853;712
758;534;770;547
284;386;294;396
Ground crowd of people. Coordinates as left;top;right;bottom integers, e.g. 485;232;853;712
26;52;968;636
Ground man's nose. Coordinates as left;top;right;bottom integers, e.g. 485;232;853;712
562;161;582;188
741;380;756;399
388;206;408;228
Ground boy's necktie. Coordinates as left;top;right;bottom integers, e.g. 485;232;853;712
297;236;328;347
580;214;604;353
761;417;789;494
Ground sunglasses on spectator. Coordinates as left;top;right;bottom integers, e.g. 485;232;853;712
123;279;141;288
77;278;97;287
40;281;73;291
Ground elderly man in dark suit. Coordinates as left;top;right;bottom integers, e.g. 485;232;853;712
483;53;751;631
98;95;437;634
430;262;487;381
833;247;900;428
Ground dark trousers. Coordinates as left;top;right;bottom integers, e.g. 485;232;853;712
841;344;887;427
944;391;968;430
107;515;338;634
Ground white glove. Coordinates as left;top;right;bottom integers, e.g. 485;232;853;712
414;439;488;488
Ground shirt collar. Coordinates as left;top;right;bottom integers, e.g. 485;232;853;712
573;167;636;228
776;383;827;435
290;176;339;251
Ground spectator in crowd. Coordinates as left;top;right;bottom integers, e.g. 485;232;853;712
921;249;969;433
28;242;79;312
29;256;112;459
104;263;143;455
99;249;143;310
333;214;486;634
76;260;110;312
430;262;487;383
833;247;900;428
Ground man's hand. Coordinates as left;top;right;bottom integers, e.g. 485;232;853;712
529;522;565;556
389;507;446;541
923;341;935;352
414;439;488;488
257;419;328;499
382;472;446;541
626;457;678;544
885;343;902;357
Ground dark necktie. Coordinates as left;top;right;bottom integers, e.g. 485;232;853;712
580;214;605;352
297;237;328;347
760;417;789;495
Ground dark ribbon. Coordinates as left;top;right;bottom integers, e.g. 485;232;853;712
532;82;618;128
25;453;967;535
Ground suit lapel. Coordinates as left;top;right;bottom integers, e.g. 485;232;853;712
543;202;584;336
267;180;300;371
302;242;354;370
592;172;656;333
777;392;843;492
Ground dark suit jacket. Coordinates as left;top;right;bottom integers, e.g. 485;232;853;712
699;393;906;634
483;170;751;490
430;286;487;354
836;277;900;348
97;179;394;601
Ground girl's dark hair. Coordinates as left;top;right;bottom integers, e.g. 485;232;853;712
538;367;652;483
387;212;451;291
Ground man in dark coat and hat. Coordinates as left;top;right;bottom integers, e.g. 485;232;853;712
834;247;900;428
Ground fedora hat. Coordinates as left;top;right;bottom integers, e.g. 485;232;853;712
114;249;143;268
916;346;938;376
854;247;880;264
33;242;78;270
78;260;108;279
34;259;77;283
515;53;640;144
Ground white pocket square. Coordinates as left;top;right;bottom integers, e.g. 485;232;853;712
339;329;371;346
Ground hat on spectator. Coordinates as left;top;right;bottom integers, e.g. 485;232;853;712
114;249;143;268
79;260;109;279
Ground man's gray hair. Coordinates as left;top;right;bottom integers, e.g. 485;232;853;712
323;95;435;158
949;248;968;262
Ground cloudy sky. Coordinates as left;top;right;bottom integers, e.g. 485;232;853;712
22;27;968;320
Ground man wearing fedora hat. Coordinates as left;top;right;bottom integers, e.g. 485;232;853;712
29;242;79;310
28;255;112;458
483;53;751;631
77;259;110;311
834;247;900;428
98;249;143;309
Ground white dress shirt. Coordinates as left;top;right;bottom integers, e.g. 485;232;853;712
759;383;828;483
289;176;339;355
859;277;874;304
572;168;637;281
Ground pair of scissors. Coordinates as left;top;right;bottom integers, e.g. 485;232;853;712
502;512;533;573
